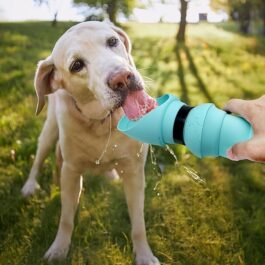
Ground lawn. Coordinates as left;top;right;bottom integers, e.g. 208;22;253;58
0;21;265;265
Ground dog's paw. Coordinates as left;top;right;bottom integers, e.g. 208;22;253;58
136;254;160;265
43;240;70;262
21;179;40;197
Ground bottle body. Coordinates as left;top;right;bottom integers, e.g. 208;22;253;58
183;104;253;158
118;94;253;159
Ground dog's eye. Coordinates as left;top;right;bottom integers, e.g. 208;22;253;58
107;37;118;47
70;59;84;73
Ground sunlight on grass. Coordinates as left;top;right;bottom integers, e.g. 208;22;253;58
0;21;264;265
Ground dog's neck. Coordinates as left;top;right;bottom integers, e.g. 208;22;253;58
73;98;124;130
73;98;111;121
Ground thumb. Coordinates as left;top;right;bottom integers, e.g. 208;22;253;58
227;141;251;161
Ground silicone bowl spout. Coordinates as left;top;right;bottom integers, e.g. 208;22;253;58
117;94;185;146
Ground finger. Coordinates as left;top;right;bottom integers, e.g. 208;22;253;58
223;99;250;121
227;141;252;161
227;139;265;163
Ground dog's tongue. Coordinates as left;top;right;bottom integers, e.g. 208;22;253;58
122;90;157;120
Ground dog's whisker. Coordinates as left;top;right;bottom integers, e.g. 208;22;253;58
143;80;153;86
140;75;153;82
137;67;152;71
143;81;152;92
142;76;153;81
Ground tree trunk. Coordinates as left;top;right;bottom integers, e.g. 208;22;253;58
263;5;265;36
177;0;188;43
238;1;251;34
52;11;58;27
107;0;117;24
263;15;265;36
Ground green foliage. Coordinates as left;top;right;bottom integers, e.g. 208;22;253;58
0;21;265;265
212;0;265;34
73;0;136;22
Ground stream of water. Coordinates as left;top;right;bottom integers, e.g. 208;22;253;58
150;144;206;195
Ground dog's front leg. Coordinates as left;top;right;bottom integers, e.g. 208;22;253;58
123;165;160;265
21;109;58;197
44;163;83;262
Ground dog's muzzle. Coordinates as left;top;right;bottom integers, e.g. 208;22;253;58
107;70;142;92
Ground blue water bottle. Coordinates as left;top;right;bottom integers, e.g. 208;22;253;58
117;94;253;158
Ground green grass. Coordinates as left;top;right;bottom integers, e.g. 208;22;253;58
0;21;265;265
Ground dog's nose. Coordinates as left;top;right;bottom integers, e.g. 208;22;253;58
108;70;134;91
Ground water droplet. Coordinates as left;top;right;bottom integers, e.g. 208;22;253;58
157;193;160;196
153;182;159;191
150;146;157;166
150;145;164;196
120;170;124;174
183;166;206;184
10;149;16;161
165;145;179;165
115;162;118;166
112;144;118;151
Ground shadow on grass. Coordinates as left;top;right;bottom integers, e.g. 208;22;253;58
201;54;258;100
220;159;265;264
0;161;54;255
23;193;62;265
0;174;27;244
22;174;132;265
175;43;217;106
71;175;132;264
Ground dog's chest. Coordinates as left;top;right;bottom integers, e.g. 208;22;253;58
59;115;135;168
55;93;143;171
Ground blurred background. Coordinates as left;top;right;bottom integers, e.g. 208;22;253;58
0;1;265;265
0;0;264;34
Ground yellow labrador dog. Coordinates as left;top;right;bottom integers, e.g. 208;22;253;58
21;21;159;265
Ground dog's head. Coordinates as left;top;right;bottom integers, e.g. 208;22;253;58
34;21;146;117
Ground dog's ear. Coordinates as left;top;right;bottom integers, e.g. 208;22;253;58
110;24;135;66
111;25;132;54
34;56;55;115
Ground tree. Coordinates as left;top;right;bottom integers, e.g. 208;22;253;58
33;0;60;26
73;0;136;24
212;0;265;35
232;0;252;34
176;0;188;43
255;0;265;35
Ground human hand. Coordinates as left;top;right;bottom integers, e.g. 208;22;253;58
224;96;265;163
